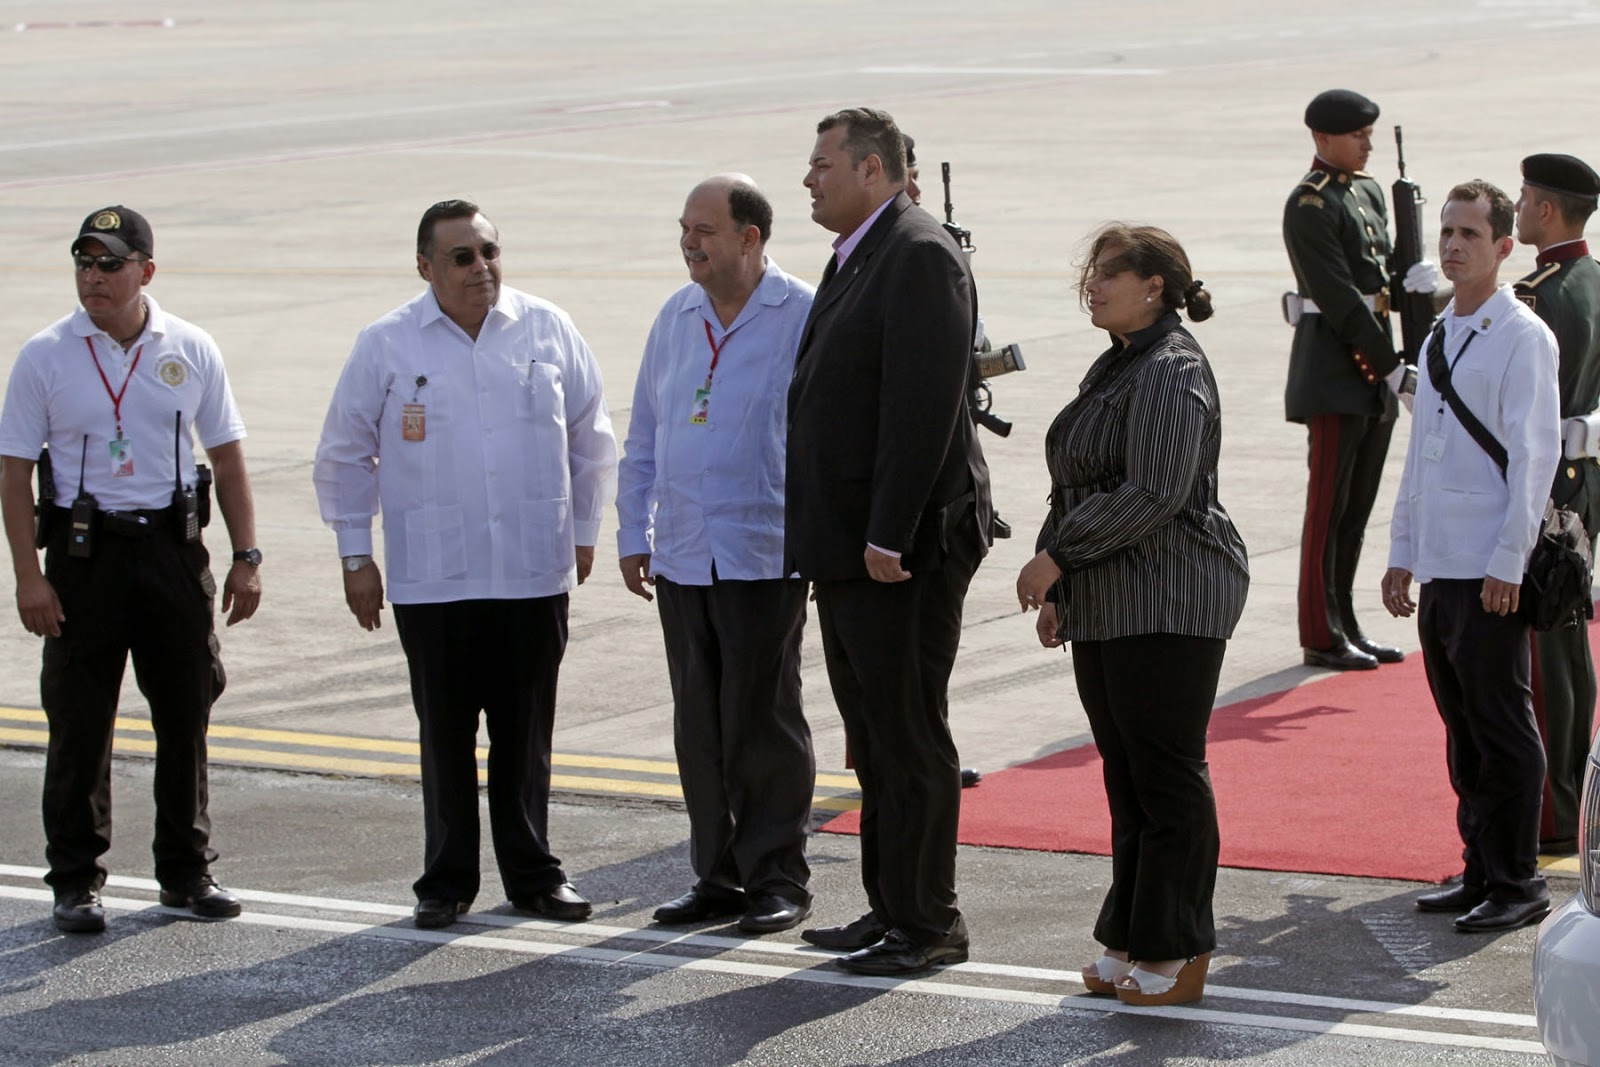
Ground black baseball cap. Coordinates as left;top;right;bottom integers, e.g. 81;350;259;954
1304;90;1379;135
71;205;154;258
1522;153;1600;202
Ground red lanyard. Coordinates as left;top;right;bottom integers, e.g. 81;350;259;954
85;337;143;438
703;319;729;383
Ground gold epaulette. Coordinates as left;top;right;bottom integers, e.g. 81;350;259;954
1299;169;1331;192
1516;263;1561;290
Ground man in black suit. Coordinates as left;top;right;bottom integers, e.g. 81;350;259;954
787;107;992;977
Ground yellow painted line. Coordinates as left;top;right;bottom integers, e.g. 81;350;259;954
1540;854;1581;874
0;705;861;785
0;722;861;811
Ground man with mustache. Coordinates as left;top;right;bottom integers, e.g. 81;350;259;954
0;205;262;933
617;175;816;934
314;199;618;930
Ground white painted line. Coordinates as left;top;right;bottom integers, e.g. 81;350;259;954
559;100;671;114
861;66;1165;77
0;880;1545;1056
0;866;1539;1035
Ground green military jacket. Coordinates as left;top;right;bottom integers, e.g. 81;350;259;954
1282;163;1401;423
1516;246;1600;531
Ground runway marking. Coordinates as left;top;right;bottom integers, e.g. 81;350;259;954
861;66;1165;76
0;707;864;811
0;871;1543;1055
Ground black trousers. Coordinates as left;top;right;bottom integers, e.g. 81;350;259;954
40;525;224;893
1073;633;1226;961
393;596;569;904
813;523;982;945
1418;580;1548;902
655;575;812;904
1298;413;1393;650
1531;613;1596;845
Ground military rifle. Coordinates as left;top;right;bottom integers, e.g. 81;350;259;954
942;161;1022;538
941;162;1026;440
1390;126;1433;363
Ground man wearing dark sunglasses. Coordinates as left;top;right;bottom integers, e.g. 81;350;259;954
0;205;263;933
313;199;618;931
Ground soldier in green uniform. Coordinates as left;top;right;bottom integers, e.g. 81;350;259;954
1512;152;1600;855
1283;89;1438;671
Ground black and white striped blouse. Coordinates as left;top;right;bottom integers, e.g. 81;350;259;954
1036;312;1250;641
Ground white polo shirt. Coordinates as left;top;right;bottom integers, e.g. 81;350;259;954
312;286;619;605
0;295;246;510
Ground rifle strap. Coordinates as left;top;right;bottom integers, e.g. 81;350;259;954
1424;323;1507;478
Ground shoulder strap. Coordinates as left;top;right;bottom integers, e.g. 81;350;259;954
1423;323;1508;479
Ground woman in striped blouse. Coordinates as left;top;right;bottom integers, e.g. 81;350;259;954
1016;223;1250;1007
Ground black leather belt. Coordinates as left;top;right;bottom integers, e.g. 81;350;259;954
53;505;174;540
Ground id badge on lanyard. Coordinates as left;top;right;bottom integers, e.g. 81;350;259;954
86;338;142;477
691;319;728;426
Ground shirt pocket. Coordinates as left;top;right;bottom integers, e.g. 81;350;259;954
516;363;566;425
518;496;571;574
403;504;467;582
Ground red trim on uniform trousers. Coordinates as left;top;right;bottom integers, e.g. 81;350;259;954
1298;415;1342;649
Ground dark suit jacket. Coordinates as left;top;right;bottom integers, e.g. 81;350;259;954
786;193;992;582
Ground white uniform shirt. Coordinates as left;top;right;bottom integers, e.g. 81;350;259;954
313;286;618;605
615;259;813;585
1388;285;1560;584
0;295;245;510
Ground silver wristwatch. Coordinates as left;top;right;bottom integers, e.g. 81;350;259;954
342;554;374;572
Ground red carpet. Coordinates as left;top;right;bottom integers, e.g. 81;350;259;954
821;622;1599;882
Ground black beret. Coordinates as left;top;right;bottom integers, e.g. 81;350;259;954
903;133;916;168
1522;153;1600;200
1304;89;1379;135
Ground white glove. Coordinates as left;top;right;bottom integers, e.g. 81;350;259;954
1403;259;1440;294
1385;363;1416;414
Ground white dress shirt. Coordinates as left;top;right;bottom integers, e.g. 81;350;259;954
1388;285;1560;584
313;286;618;604
615;259;813;584
0;296;245;510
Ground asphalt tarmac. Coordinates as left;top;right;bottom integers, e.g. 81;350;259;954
2;1;1598;1063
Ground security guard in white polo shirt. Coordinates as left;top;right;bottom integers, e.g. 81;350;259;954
0;206;263;934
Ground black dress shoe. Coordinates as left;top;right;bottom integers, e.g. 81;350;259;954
801;912;889;951
738;894;811;935
414;898;469;929
1416;882;1488;913
960;768;982;788
836;929;969;976
52;887;106;934
1303;644;1379;671
512;882;592;922
1454;897;1551;933
653;885;745;925
159;874;241;919
1350;636;1405;663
